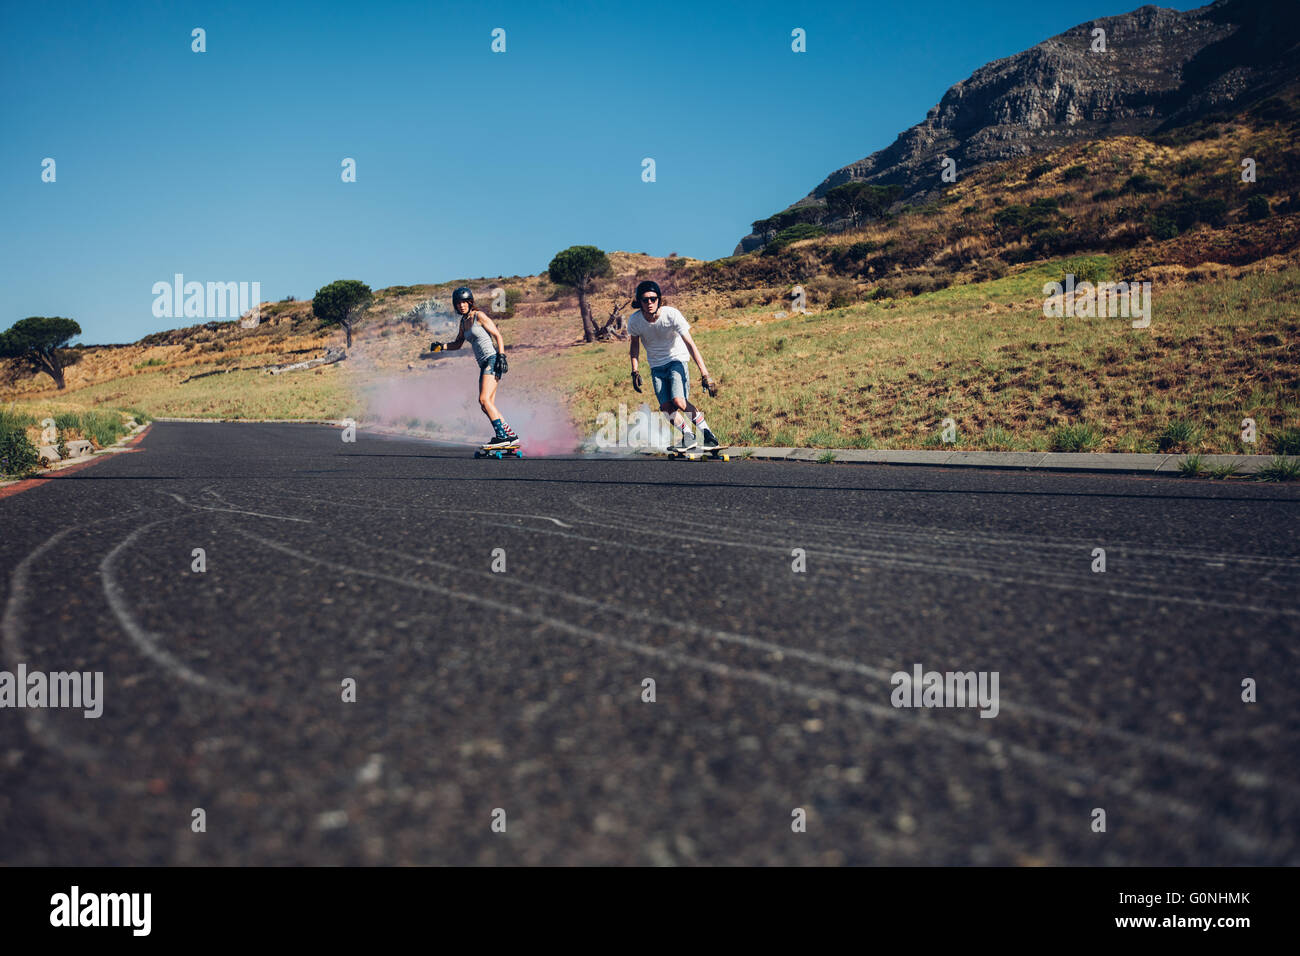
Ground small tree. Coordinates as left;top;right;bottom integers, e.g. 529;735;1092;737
825;182;902;228
548;246;612;342
312;280;372;348
0;316;82;389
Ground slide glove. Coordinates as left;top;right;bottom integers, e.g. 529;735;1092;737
632;370;643;393
702;374;719;397
430;341;444;352
494;352;508;376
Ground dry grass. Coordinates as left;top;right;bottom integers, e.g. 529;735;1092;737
560;256;1300;452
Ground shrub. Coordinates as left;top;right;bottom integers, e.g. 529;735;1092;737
1049;424;1102;452
993;202;1059;237
1122;173;1163;194
1058;256;1111;286
1156;420;1201;452
763;223;826;254
1257;456;1300;481
1026;162;1053;180
1268;428;1300;455
1062;164;1088;182
0;424;40;477
903;274;951;296
1146;214;1179;240
1245;195;1271;221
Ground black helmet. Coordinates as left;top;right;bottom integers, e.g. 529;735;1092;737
634;280;662;306
452;287;474;307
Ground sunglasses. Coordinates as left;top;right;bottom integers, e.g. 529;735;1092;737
640;295;659;302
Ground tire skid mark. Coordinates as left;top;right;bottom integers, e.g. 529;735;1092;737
224;523;1277;857
257;516;1299;798
2;507;153;762
570;499;1300;618
193;485;1300;791
660;499;1300;568
99;517;247;698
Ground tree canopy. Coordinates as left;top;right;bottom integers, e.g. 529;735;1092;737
548;246;612;342
547;246;612;290
0;316;82;389
312;280;372;348
824;182;903;227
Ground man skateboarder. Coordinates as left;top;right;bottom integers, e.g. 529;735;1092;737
626;280;722;451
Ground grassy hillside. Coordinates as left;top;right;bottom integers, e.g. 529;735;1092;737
2;97;1298;460
566;255;1300;454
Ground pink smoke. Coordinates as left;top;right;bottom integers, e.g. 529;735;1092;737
349;325;580;456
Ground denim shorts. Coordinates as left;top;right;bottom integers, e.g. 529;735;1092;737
650;360;689;406
479;355;499;379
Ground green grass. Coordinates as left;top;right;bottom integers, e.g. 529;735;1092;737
980;426;1024;450
1207;461;1240;479
1256;456;1300;481
817;449;836;463
1156;420;1202;452
561;261;1300;451
1268;428;1300;455
1177;454;1205;476
1050;424;1102;452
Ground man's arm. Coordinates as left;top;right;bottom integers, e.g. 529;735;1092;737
629;336;643;392
679;329;709;381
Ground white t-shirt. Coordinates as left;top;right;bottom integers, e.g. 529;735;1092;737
628;305;691;368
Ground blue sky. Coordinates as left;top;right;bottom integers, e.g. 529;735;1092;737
1;0;1199;344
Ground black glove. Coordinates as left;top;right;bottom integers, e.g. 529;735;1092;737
632;370;643;393
430;341;444;352
494;352;508;376
702;374;719;397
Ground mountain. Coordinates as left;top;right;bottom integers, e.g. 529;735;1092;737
735;0;1300;253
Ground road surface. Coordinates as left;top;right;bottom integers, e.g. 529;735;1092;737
1;422;1297;865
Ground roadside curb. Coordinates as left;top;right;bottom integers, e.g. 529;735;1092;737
0;422;152;498
634;445;1296;475
152;417;349;424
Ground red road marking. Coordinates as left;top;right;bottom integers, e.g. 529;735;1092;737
0;423;151;501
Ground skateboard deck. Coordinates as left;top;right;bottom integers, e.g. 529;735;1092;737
666;445;730;461
475;442;523;459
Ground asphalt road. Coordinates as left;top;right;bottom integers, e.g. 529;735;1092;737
1;422;1297;865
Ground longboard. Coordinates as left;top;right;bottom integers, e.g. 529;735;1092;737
666;445;730;461
475;442;523;459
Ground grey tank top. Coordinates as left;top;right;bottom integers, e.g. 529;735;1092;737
463;313;496;365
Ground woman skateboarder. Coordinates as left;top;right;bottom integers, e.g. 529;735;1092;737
627;280;722;451
431;287;519;449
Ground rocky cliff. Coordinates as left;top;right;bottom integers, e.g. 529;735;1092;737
735;0;1300;253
